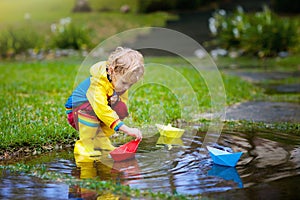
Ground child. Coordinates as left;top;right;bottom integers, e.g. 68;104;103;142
65;47;144;157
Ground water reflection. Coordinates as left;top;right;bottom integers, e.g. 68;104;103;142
1;130;300;199
69;153;142;199
208;164;243;188
71;130;300;197
111;158;142;183
156;135;183;150
0;168;70;200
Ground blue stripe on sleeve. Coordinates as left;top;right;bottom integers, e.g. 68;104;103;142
114;121;124;131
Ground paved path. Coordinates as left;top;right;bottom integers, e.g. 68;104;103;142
225;101;300;123
223;70;300;123
197;69;300;123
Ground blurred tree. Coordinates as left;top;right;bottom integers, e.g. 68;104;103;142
73;0;92;12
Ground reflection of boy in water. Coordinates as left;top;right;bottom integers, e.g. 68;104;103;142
69;160;118;200
69;159;140;200
65;47;144;157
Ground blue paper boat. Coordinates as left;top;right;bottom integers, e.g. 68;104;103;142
207;146;243;167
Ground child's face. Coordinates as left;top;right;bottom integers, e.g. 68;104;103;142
111;72;135;94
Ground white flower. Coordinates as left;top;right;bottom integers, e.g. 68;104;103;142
217;48;227;56
210;48;228;58
194;49;207;59
50;24;57;33
236;16;242;22
209;17;215;24
255;13;262;18
257;24;262;33
211;50;218;59
209;17;217;34
233;28;239;38
237;6;244;13
60;17;71;26
222;22;228;29
219;9;226;16
24;13;31;20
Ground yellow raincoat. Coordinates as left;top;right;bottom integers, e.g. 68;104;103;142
86;61;127;131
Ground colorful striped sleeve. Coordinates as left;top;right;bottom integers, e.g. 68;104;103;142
110;119;124;131
65;108;72;114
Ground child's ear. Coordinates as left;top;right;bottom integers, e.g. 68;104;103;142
107;65;114;75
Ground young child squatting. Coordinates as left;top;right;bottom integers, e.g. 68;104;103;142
65;47;144;157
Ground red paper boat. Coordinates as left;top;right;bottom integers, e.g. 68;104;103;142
110;139;141;162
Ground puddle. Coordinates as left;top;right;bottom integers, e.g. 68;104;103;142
0;157;74;200
1;129;300;199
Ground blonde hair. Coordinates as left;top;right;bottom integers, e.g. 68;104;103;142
108;47;144;83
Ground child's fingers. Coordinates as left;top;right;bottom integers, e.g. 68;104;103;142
136;133;142;139
135;129;142;139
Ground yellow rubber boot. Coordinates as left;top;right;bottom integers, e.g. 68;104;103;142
74;153;98;164
97;192;119;200
74;141;101;157
74;111;101;157
74;156;97;179
94;125;116;151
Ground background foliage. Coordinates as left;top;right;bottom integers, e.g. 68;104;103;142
49;18;92;50
209;6;299;57
0;25;43;58
0;0;173;58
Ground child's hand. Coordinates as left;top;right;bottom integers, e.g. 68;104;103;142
119;125;142;139
127;128;142;140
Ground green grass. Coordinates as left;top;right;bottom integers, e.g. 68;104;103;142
0;56;264;154
0;0;140;22
0;58;78;153
128;58;263;125
222;120;300;136
0;0;139;23
0;0;73;23
0;0;174;46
